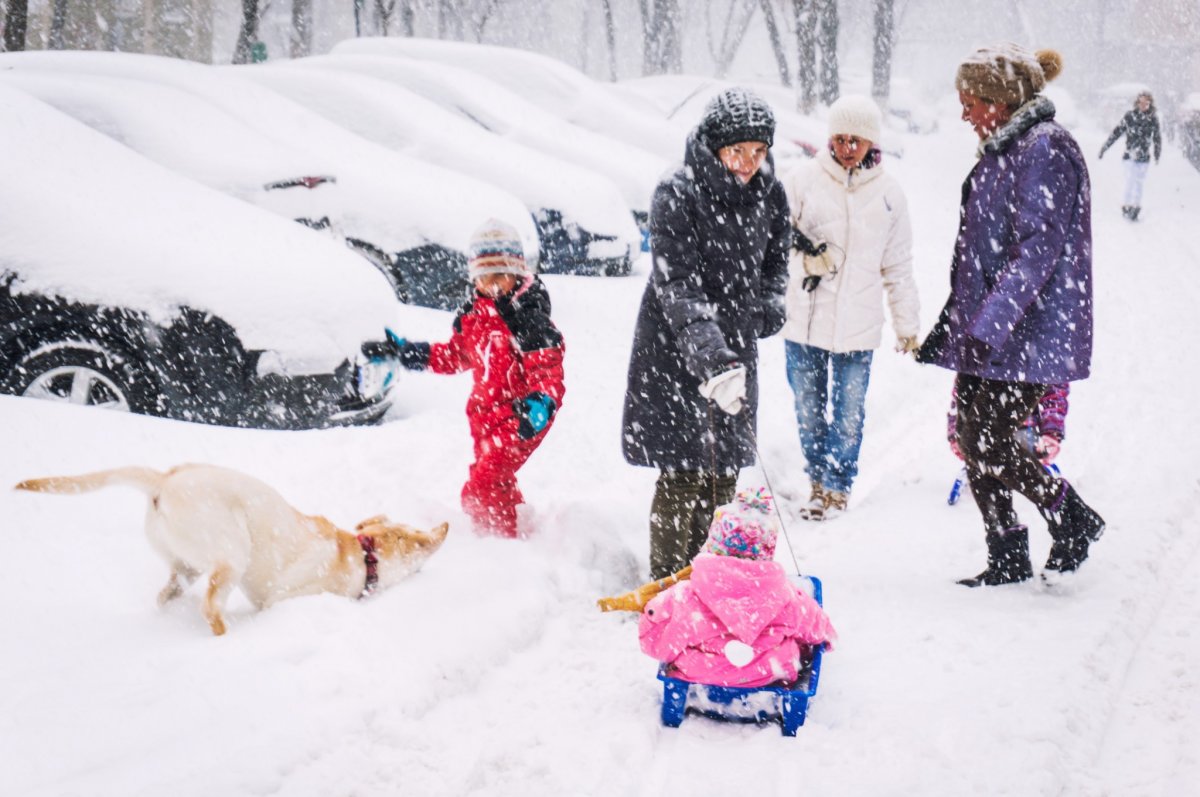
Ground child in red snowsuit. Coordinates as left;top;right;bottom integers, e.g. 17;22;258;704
383;219;565;537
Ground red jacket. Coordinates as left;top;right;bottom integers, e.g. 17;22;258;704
428;278;565;429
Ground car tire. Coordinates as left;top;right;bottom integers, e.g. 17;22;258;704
3;339;160;415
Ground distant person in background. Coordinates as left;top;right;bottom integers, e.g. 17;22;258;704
781;94;920;521
621;87;790;581
1098;91;1162;221
917;43;1105;587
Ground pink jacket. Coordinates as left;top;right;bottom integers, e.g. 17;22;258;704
638;554;837;688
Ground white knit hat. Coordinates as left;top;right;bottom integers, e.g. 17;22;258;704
827;94;882;143
467;218;528;280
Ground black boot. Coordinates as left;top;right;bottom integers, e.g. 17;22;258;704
958;525;1034;587
1121;205;1131;218
1040;484;1105;575
1130;206;1141;221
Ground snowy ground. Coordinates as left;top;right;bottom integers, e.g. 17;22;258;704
3;105;1198;797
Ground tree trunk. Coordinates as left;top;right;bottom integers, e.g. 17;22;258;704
232;0;259;64
641;0;682;75
399;0;415;35
438;0;464;40
714;0;755;79
47;0;69;49
760;0;791;87
373;0;395;35
601;0;618;81
291;0;313;57
817;0;839;105
871;0;894;105
793;0;817;112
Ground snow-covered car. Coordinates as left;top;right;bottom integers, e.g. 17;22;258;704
334;36;684;163
0;84;399;429
0;50;538;312
232;57;640;276
323;43;666;229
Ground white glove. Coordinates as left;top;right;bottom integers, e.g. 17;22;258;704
699;366;747;415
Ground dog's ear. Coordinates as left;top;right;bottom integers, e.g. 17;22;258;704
355;514;390;532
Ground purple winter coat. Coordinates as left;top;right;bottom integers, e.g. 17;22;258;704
918;97;1094;384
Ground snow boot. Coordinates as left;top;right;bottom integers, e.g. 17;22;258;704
1121;205;1131;218
822;489;850;520
957;524;1034;587
1130;206;1141;221
798;483;827;521
1040;483;1105;576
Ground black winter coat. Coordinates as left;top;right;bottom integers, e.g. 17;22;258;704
1101;108;1162;163
621;133;790;471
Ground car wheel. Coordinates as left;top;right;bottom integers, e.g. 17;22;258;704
4;340;158;415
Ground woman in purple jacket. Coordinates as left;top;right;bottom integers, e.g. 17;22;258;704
918;43;1105;587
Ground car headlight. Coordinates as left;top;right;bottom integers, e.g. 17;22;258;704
355;355;396;400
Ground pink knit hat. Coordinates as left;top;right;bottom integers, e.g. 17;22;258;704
704;488;779;560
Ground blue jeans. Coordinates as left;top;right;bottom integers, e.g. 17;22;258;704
785;341;873;494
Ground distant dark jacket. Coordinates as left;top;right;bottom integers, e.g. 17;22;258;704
918;97;1093;384
1100;108;1162;163
621;133;790;470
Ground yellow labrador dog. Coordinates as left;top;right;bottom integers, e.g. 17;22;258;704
15;464;449;635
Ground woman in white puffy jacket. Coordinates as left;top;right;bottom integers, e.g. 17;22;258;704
781;94;920;520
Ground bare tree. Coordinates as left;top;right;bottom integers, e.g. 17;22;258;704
292;0;313;57
3;0;28;52
232;0;261;63
793;0;838;109
710;0;755;78
601;0;618;81
792;0;817;111
373;0;396;35
816;0;838;104
399;0;415;35
640;0;682;75
47;0;69;49
871;0;894;105
760;0;791;86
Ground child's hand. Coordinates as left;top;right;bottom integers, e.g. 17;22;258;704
514;392;556;439
362;328;430;371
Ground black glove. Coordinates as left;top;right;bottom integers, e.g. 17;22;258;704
791;227;828;258
513;392;556;440
759;296;786;338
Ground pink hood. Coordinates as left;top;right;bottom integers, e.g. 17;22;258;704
638;554;836;688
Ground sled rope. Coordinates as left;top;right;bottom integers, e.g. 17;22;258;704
707;401;802;577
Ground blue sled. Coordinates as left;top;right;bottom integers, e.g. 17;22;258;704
656;575;825;737
949;462;1061;506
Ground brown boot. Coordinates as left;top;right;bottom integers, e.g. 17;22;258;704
822;490;850;520
798;483;827;521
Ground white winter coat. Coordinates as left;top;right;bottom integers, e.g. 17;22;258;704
781;148;919;353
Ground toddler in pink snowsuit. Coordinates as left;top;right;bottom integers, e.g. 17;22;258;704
639;489;836;688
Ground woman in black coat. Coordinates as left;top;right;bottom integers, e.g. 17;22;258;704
621;88;791;580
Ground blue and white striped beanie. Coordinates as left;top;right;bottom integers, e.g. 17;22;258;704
468;218;528;280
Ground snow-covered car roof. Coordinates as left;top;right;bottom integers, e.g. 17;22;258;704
231;57;638;247
0;83;398;374
333;36;684;163
0;70;347;229
0;50;538;260
618;74;833;164
320;46;665;213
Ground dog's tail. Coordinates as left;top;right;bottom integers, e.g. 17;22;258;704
15;466;166;497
